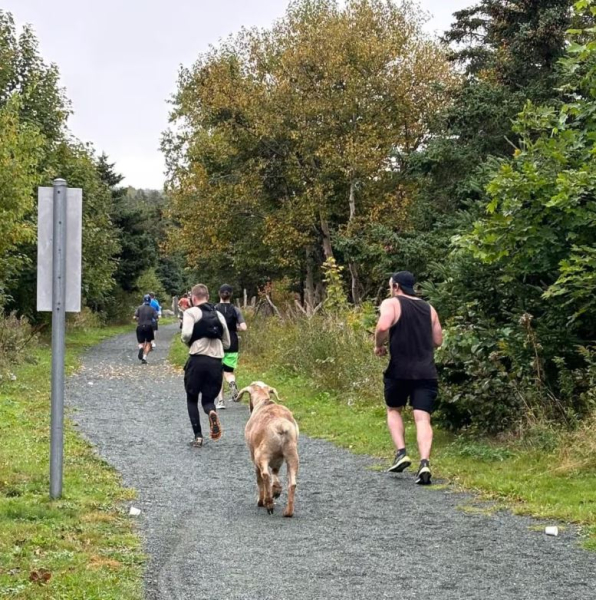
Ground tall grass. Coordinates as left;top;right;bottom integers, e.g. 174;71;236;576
243;311;383;406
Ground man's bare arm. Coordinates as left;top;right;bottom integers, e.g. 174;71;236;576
431;307;443;348
375;299;398;355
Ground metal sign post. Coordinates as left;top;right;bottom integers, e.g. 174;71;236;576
37;179;82;499
50;179;67;499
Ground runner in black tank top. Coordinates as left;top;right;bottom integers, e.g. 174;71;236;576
374;271;443;485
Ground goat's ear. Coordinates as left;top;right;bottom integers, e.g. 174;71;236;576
268;387;281;402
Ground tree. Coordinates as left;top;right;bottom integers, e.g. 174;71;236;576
164;0;456;303
463;5;596;330
0;11;69;142
407;1;574;216
0;96;43;305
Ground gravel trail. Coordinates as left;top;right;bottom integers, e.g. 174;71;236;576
67;325;595;600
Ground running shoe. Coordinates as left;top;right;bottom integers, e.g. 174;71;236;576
137;348;143;361
141;358;148;365
208;410;222;441
191;437;203;448
230;381;240;402
388;452;412;473
216;397;226;410
415;460;432;485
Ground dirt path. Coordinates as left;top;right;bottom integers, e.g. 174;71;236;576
67;325;595;600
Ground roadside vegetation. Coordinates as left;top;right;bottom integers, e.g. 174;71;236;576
0;322;144;599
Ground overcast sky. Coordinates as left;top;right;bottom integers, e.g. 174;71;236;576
5;1;471;189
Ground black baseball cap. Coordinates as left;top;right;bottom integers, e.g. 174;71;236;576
391;271;416;296
219;284;233;294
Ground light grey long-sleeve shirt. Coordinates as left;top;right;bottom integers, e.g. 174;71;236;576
181;305;231;358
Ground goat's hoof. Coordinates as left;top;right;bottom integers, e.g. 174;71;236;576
273;489;282;499
283;511;294;518
257;500;265;507
267;507;274;515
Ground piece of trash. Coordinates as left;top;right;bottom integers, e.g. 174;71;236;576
9;373;17;381
129;506;141;516
88;381;94;386
545;526;559;537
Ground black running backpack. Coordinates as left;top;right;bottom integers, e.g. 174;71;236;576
189;304;224;343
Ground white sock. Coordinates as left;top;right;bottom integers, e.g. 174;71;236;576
143;354;147;360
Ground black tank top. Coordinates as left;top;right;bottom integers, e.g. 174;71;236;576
215;303;239;352
387;296;437;380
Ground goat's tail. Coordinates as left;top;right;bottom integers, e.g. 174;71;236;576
276;421;296;439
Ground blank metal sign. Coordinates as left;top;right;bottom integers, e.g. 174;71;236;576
37;187;82;313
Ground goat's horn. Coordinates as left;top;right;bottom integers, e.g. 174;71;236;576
236;386;251;400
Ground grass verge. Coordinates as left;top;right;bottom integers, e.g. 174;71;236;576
169;334;596;550
0;325;144;599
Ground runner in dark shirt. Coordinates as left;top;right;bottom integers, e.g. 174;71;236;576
374;271;443;484
134;295;158;364
214;284;247;409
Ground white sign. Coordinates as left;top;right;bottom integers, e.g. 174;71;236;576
37;187;82;312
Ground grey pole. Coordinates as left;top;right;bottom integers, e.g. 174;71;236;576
50;178;67;499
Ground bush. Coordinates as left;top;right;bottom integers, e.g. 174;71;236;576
67;306;104;330
0;312;37;380
244;311;383;405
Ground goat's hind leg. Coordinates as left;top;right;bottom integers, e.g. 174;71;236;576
255;467;265;507
272;464;282;499
284;452;299;518
258;460;274;515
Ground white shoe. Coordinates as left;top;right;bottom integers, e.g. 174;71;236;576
216;398;226;410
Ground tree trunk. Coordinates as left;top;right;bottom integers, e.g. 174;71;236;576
319;214;334;259
349;261;361;306
305;247;316;312
349;179;356;221
347;180;361;305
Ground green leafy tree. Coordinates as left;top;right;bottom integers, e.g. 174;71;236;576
0;96;43;304
164;0;455;304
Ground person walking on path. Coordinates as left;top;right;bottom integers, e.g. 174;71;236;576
149;292;162;348
374;271;443;484
214;284;247;409
178;292;191;329
134;294;158;364
181;284;231;447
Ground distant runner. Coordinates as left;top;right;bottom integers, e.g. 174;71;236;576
149;292;162;348
215;284;247;409
374;271;443;485
134;294;158;365
178;292;191;328
181;284;231;447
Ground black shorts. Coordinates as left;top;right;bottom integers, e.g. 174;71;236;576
184;355;223;401
152;321;158;331
136;325;154;344
384;378;438;414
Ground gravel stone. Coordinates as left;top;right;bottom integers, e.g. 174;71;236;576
67;325;596;600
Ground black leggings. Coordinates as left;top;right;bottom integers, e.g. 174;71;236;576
184;355;223;437
186;393;217;437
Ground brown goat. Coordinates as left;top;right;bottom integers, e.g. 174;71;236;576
237;381;299;517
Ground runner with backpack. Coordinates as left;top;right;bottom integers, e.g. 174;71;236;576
215;284;247;409
181;284;231;447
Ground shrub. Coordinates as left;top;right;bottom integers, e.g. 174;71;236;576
0;312;37;380
244;311;383;405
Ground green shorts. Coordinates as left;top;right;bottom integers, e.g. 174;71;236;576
222;352;239;372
